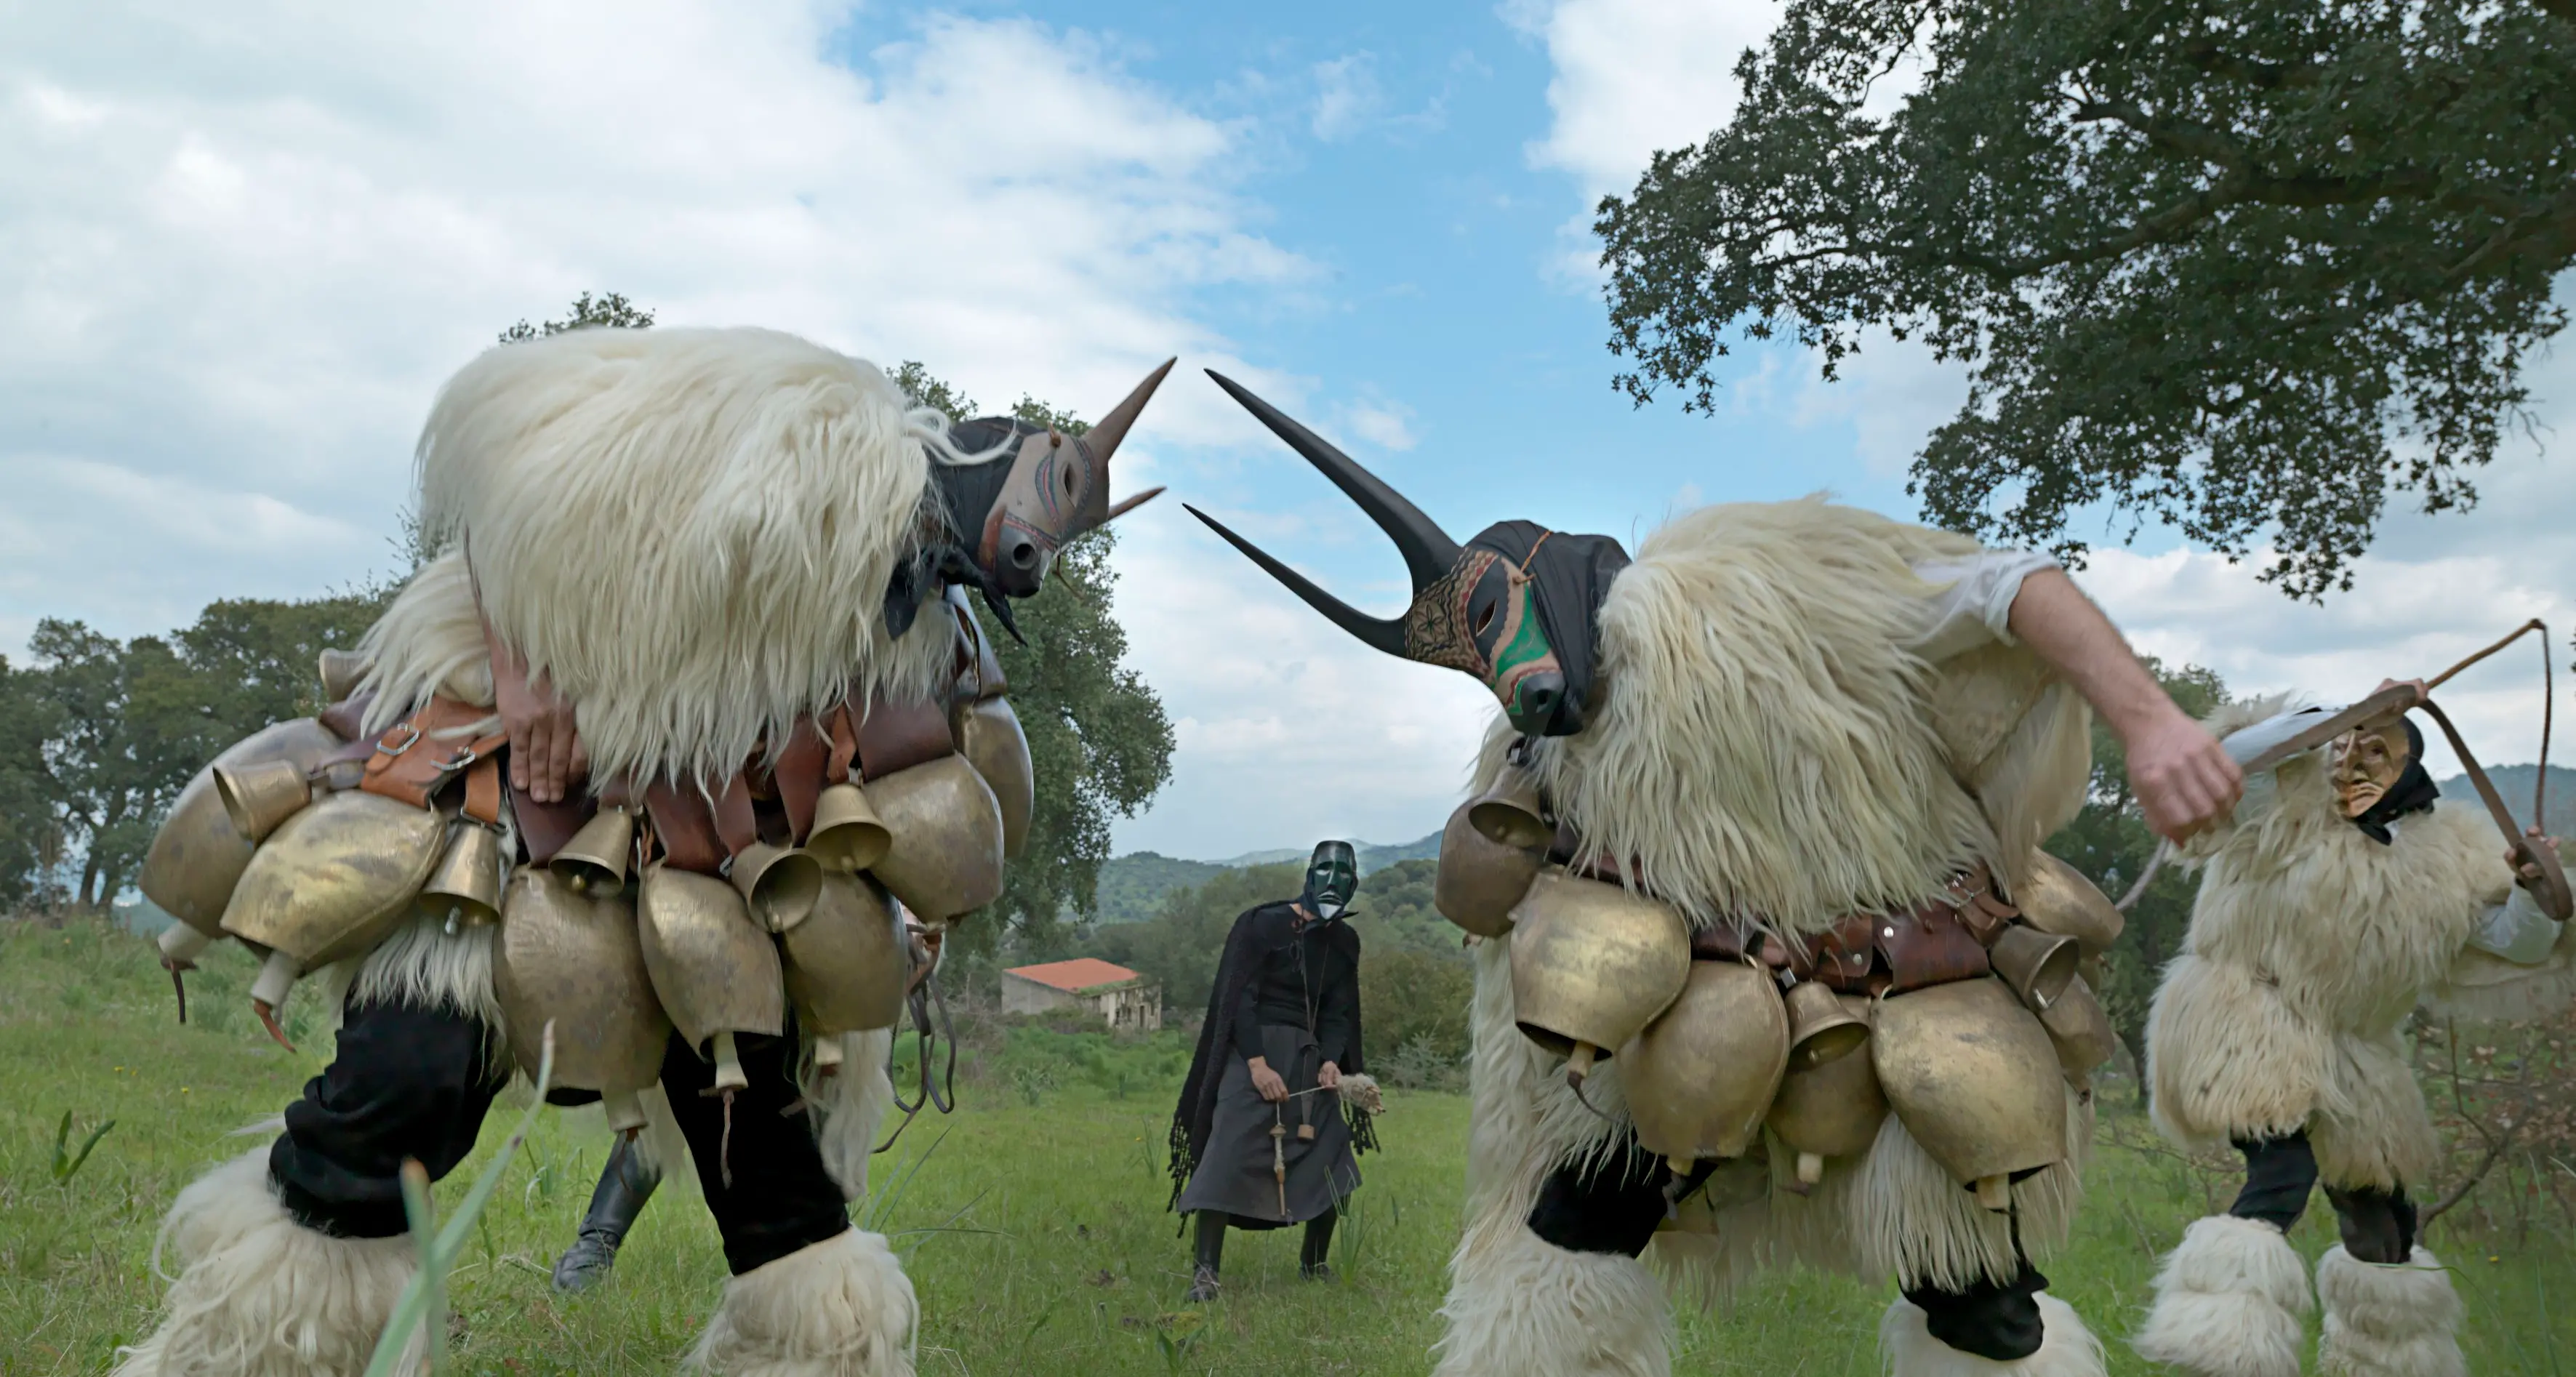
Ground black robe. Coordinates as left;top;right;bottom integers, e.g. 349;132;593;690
1166;902;1373;1211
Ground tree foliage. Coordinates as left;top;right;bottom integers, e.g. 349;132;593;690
1598;0;2576;598
495;290;655;345
2046;656;2229;1096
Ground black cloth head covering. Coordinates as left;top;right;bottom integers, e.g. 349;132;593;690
2351;718;2441;845
1464;520;1630;727
1166;902;1371;1215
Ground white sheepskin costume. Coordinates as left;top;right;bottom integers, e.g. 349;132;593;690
122;327;965;1377
1434;500;2103;1377
2134;694;2573;1375
111;1147;425;1377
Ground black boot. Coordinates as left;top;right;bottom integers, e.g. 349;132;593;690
553;1135;661;1293
1185;1211;1225;1302
1299;1207;1338;1280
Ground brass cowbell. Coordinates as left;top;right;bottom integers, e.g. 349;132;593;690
731;842;824;934
213;759;315;843
1989;925;2079;1013
422;822;507;931
1466;763;1552;850
1781;976;1869;1073
806;782;892;872
552;805;635;894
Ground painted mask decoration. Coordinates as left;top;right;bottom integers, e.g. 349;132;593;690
1187;372;1629;738
889;358;1174;641
2332;715;2440;843
1301;840;1360;921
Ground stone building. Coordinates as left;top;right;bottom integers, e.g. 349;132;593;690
1000;958;1162;1032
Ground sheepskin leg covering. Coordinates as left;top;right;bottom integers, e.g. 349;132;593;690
1882;1293;2106;1377
1431;1223;1672;1377
2316;1245;2465;1377
684;1229;918;1377
111;1147;424;1377
2130;1216;2311;1377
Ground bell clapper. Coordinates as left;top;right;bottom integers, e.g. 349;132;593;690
1794;1152;1825;1193
157;925;213;1025
711;1029;750;1092
814;1037;844;1076
249;947;302;1051
443;904;462;938
1564;1040;1599;1088
1973;1174;2010;1212
604;1089;649;1136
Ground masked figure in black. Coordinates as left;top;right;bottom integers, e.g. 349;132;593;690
1168;840;1376;1301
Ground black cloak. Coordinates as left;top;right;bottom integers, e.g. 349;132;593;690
1166;901;1373;1209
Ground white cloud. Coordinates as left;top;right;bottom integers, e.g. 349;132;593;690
1312;53;1384;142
1336;398;1420;451
1509;0;1783;197
0;1;1308;643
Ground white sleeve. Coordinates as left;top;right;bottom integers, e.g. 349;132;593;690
2466;885;2561;965
1903;549;2063;662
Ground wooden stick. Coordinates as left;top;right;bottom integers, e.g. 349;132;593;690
2427;619;2546;691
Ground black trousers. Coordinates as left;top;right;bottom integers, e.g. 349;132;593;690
1525;1144;2049;1363
267;993;848;1274
2229;1131;2418;1264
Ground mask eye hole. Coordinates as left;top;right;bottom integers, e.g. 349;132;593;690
1472;598;1497;636
1062;465;1078;496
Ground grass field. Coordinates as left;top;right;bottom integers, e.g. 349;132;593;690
4;913;2572;1376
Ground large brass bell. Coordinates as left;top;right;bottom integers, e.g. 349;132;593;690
1506;870;1691;1085
1989;924;2079;1013
806;782;891;873
1871;976;2066;1211
866;754;1005;924
316;647;372;704
420;822;507;931
551;805;635;894
783;871;907;1038
2037;973;2119;1082
143;718;345;939
491;866;670;1133
1621;960;1790;1171
1782;977;1869;1073
2013;851;2124;960
953;696;1035;859
637;864;785;1093
214;760;316;843
1434;799;1541;938
1467;764;1552;850
1767;990;1888;1192
219;789;449;1044
730;842;824;934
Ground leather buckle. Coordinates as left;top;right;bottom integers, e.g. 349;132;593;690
375;723;422;757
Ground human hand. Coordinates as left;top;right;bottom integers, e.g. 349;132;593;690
2124;708;2243;843
494;651;587;803
1248;1057;1288;1103
1317;1061;1341;1091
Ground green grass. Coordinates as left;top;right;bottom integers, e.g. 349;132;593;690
4;913;2572;1375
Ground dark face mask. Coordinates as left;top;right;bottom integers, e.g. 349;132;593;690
1187;373;1627;738
1301;841;1359;920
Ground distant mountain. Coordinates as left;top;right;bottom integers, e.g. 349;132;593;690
1087;830;1446;926
2435;764;2576;836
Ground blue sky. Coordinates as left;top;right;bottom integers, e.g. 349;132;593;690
3;1;2567;862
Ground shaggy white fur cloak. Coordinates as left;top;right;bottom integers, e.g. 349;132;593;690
370;326;970;787
2150;695;2524;1185
1514;499;2088;936
1435;501;2099;1376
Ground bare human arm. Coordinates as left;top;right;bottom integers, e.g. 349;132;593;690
2005;568;2242;842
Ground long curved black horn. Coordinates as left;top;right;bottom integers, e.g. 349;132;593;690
1204;370;1461;593
1184;504;1408;659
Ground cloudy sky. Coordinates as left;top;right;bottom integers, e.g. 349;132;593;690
4;0;2567;862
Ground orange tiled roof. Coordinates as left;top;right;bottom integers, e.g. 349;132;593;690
1004;958;1145;992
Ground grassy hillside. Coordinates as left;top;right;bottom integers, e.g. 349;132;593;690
2438;763;2576;835
1088;833;1445;927
5;913;2572;1374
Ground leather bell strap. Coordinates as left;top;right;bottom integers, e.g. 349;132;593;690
357;698;507;826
